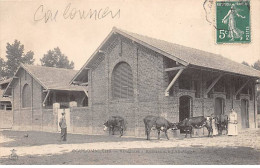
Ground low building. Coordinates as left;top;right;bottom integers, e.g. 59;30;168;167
3;64;88;131
0;78;12;128
71;27;260;136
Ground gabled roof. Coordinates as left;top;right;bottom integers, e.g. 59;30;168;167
71;27;260;83
4;64;86;96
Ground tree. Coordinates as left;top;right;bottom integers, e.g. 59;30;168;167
242;61;250;66
5;40;35;77
0;57;6;80
40;47;74;69
252;60;260;71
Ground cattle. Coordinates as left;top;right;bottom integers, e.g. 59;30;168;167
177;116;213;138
215;114;228;135
143;115;177;140
103;116;127;137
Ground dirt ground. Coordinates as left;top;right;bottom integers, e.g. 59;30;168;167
0;129;259;165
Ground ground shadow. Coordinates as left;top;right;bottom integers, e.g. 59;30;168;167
0;130;145;147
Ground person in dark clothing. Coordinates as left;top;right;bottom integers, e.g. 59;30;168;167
59;112;67;141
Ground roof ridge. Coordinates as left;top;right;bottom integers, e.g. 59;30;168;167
115;27;225;57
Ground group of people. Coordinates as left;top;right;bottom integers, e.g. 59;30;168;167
211;109;238;136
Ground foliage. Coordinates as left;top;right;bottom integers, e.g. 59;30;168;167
0;57;6;79
40;47;74;69
252;60;260;71
0;40;35;79
241;60;260;71
242;61;250;66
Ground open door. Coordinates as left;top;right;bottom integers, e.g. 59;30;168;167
241;99;249;128
215;97;225;115
179;96;191;133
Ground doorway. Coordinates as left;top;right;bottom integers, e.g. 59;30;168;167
215;97;225;115
241;99;249;128
179;96;192;121
179;96;192;133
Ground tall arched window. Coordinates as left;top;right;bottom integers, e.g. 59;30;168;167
22;84;31;108
112;62;134;99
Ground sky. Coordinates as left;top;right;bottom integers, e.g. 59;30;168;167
0;0;259;70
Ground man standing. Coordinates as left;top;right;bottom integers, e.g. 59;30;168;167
228;109;238;136
59;111;67;141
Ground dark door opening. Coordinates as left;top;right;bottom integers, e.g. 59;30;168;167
215;97;225;115
241;99;249;128
179;96;191;133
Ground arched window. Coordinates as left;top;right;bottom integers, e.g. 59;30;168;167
112;62;134;99
22;84;31;108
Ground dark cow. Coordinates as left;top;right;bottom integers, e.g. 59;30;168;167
215;114;228;135
177;116;213;138
143;115;177;140
103;116;127;137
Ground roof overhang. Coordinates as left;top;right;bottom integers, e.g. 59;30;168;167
189;64;260;80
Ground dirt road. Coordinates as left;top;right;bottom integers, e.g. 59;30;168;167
0;129;259;164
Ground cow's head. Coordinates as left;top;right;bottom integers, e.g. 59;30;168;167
103;121;108;131
170;123;178;131
176;118;188;128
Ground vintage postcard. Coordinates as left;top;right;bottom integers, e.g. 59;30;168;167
0;0;259;165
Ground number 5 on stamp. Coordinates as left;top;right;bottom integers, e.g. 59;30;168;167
216;1;250;43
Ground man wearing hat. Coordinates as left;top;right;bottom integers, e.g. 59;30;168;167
228;108;238;136
59;111;67;141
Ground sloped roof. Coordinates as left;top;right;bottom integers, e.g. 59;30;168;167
71;27;260;83
4;64;86;96
22;64;85;91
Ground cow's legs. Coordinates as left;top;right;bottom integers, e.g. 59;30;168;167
164;131;169;140
109;127;112;135
119;128;123;137
185;128;188;138
112;127;115;135
146;126;151;140
157;130;160;140
147;130;151;140
206;125;213;137
217;124;222;135
145;125;150;140
190;127;193;138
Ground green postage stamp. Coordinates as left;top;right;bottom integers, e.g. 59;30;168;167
216;1;250;43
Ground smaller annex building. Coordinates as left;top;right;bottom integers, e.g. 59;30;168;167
0;78;12;128
3;64;88;132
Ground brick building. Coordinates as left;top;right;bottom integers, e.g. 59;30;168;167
71;27;260;136
3;64;88;131
0;78;12;128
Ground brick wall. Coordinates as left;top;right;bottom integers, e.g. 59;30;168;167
42;109;56;132
0;110;12;128
70;107;92;134
11;69;43;131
